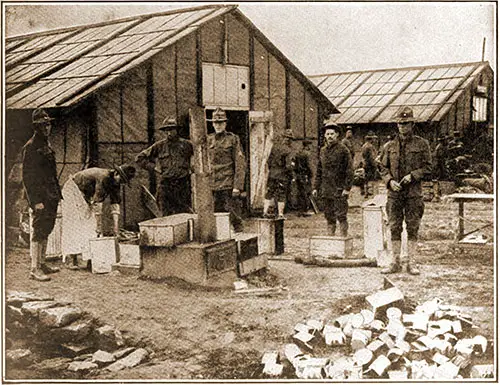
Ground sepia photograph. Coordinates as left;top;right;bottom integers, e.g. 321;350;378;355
2;1;496;381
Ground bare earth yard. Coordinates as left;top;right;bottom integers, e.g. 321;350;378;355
4;198;495;380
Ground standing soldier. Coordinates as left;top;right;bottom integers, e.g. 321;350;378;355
361;131;379;197
313;121;353;236
22;109;63;281
379;106;432;275
136;117;194;216
207;108;246;232
341;127;355;160
293;140;313;216
433;136;448;180
263;132;294;219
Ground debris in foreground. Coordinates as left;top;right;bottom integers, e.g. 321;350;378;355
260;286;493;380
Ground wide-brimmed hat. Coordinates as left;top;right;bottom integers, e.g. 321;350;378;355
207;107;227;122
32;108;55;124
395;106;416;123
159;117;179;131
114;164;136;186
322;116;341;132
365;131;378;139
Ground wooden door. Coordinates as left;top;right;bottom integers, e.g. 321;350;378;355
249;111;273;210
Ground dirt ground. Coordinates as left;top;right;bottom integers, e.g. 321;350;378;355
3;197;495;380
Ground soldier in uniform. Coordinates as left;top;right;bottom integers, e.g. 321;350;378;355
292;140;313;216
341;127;355;159
361;131;379;197
22;109;63;281
313;120;353;236
136;117;194;216
207;108;246;232
379;106;432;275
263;132;295;219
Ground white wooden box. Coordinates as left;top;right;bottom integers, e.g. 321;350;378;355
89;237;119;274
215;212;231;241
119;243;141;266
363;206;385;261
138;214;196;247
309;236;353;259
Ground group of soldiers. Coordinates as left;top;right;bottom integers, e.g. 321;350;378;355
21;105;430;282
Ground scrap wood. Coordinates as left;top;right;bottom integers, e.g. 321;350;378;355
312;257;377;268
233;286;286;296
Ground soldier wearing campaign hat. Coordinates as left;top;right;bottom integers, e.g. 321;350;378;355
22;109;62;281
312;118;353;236
379;106;432;275
207;108;246;232
136;116;194;215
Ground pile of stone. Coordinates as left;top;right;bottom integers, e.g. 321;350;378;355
260;285;493;380
6;291;151;377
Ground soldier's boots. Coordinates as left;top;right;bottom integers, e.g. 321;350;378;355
339;220;349;237
327;223;336;236
404;240;420;275
30;241;51;282
30;269;51;281
381;240;401;274
404;263;420;275
41;264;60;274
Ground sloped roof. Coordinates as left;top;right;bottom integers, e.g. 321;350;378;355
6;4;336;113
309;62;491;124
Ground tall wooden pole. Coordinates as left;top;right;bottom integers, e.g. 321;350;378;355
482;37;486;62
189;107;217;243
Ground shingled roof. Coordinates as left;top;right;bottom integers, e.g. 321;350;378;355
6;4;336;113
309;61;491;124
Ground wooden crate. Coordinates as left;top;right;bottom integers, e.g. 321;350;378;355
215;212;231;241
140;239;237;286
138;213;196;247
234;233;259;262
251;218;284;255
118;243;141;266
362;206;386;261
309;236;353;259
238;254;268;276
89;237;119;274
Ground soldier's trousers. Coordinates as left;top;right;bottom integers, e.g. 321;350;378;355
323;196;348;226
386;194;425;241
157;176;192;216
213;189;243;231
31;201;58;242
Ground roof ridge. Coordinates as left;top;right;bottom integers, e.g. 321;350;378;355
6;3;233;41
308;61;489;78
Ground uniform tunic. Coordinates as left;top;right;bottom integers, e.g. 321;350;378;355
136;137;194;215
22;134;62;242
207;131;246;230
380;134;432;241
315;141;353;226
265;143;294;201
361;141;379;181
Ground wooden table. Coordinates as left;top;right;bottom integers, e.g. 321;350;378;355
444;193;494;242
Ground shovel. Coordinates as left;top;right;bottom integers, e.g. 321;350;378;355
140;184;162;218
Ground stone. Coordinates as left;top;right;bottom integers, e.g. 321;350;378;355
112;347;135;359
6;349;33;365
95;325;125;351
59;343;94;358
39;306;83;328
67;361;98;372
51;319;94;343
6;291;54;307
20;301;60;317
31;357;71;371
105;348;149;372
92;350;116;366
6;305;23;322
